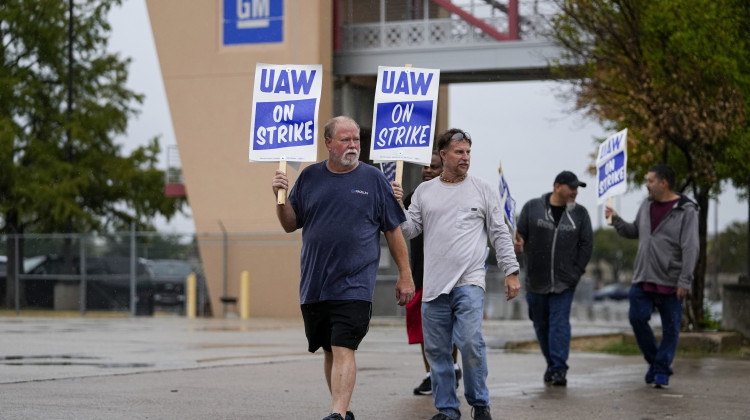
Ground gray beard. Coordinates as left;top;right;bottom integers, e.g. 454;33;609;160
340;149;360;166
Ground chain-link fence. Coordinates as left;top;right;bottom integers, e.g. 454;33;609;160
0;231;206;317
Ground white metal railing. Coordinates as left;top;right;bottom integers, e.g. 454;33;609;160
341;16;512;50
338;0;557;52
165;144;184;185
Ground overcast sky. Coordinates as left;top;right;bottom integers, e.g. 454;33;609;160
108;0;747;234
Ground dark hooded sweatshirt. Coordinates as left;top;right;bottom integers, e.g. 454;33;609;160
517;193;594;294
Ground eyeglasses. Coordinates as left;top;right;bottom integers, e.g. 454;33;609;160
451;131;471;141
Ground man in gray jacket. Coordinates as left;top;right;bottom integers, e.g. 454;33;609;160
515;171;593;386
605;164;699;389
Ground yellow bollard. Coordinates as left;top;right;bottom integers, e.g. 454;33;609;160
186;273;197;318
239;270;250;319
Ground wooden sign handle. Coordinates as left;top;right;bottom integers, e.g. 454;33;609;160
395;160;404;185
277;160;287;205
606;196;613;225
392;64;411;187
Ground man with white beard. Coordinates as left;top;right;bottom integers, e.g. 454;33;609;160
272;116;414;420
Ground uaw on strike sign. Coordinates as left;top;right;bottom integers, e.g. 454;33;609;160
248;63;323;162
596;128;628;205
370;66;440;165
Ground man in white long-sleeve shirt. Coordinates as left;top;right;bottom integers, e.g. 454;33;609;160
392;129;521;420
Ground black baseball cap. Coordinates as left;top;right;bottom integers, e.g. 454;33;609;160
554;170;587;188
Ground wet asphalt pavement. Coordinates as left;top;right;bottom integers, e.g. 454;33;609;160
0;315;748;419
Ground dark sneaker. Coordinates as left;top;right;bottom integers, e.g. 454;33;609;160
550;370;567;386
543;369;553;385
430;414;453;420
653;374;669;389
455;367;462;389
645;366;655;385
345;411;355;420
414;376;432;395
322;414;344;420
471;405;492;420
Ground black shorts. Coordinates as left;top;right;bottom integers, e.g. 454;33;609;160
300;300;372;353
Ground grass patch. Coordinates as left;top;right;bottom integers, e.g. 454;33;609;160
593;340;642;356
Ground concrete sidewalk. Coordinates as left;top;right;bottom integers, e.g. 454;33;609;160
0;316;748;419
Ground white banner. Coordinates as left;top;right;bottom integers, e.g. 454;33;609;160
248;63;323;162
596;128;628;205
370;66;440;165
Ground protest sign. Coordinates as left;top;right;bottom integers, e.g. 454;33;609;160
248;63;323;203
370;66;440;176
380;161;397;184
249;63;322;163
596;129;628;223
596;128;628;205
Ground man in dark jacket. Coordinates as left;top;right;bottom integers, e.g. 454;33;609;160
605;164;698;389
515;171;593;386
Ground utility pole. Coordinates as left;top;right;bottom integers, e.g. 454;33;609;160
62;0;76;284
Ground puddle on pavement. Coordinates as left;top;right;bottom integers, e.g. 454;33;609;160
0;355;153;368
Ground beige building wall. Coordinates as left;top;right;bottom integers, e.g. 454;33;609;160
146;0;333;317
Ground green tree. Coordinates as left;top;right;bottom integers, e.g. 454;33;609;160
548;0;750;328
707;221;748;275
591;227;638;284
1;1;186;306
103;233;195;261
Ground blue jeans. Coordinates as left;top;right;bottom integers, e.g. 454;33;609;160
526;289;574;373
628;285;683;377
422;285;488;419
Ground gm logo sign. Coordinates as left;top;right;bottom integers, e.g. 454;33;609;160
223;0;283;45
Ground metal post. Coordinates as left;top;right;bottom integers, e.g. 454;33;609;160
380;0;385;48
14;235;19;316
423;0;429;47
67;0;73;140
79;234;86;316
130;222;136;316
240;271;250;319
219;220;228;317
186;273;197;319
711;198;719;300
508;0;519;40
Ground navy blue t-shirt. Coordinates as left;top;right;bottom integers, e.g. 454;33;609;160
288;161;405;304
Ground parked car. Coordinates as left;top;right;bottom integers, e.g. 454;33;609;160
23;254;154;313
1;255;48;307
146;259;194;311
593;283;629;301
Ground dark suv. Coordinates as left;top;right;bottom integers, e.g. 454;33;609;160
23;255;154;313
146;259;195;311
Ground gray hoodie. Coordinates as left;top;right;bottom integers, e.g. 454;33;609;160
611;195;699;291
